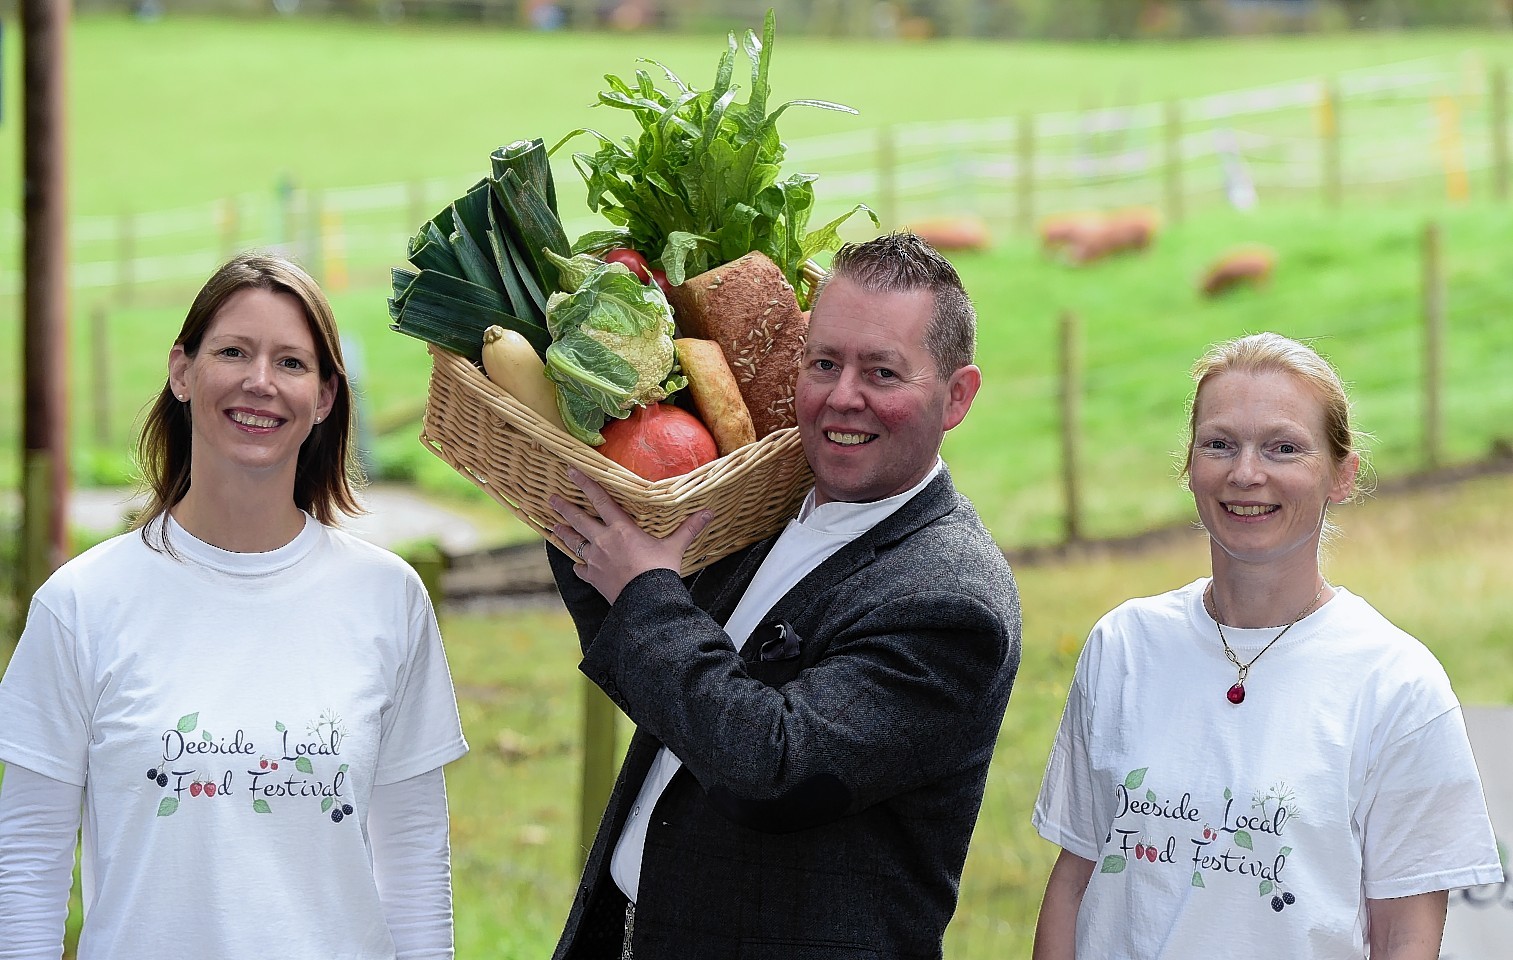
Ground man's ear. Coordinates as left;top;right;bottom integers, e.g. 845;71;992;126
941;364;981;433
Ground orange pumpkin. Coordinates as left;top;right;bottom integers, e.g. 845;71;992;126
599;402;719;481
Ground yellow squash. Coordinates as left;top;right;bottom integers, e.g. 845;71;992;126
480;325;570;434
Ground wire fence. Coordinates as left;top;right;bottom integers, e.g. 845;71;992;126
1;54;1506;304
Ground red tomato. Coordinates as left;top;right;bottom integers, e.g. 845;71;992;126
649;268;672;298
602;248;651;283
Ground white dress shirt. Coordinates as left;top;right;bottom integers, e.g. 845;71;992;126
609;460;944;902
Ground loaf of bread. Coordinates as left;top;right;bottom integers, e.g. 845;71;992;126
674;338;757;456
664;251;808;439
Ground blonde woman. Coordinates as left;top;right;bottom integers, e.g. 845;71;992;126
1032;333;1500;959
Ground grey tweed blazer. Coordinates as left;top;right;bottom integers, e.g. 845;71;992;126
547;469;1021;960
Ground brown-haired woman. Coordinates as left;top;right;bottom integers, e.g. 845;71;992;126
0;253;468;959
1031;332;1500;959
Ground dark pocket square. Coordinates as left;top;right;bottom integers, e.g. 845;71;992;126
757;620;802;662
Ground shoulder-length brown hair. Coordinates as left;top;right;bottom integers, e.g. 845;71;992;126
134;253;364;550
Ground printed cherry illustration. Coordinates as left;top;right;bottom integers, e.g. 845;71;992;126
259;757;269;770
204;782;217;797
269;761;278;770
190;781;203;797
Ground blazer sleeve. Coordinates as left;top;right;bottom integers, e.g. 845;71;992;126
579;560;1018;833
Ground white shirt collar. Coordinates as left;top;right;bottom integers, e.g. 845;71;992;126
794;458;944;536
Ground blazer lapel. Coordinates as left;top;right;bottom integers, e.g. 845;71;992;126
758;470;959;629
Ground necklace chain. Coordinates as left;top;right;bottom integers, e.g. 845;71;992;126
1210;583;1325;694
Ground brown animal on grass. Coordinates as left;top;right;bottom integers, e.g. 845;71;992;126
1041;207;1160;266
1200;245;1277;298
906;217;992;252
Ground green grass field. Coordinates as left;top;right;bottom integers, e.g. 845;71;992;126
2;17;1511;550
2;19;1512;955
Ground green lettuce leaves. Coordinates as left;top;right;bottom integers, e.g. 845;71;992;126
551;9;877;306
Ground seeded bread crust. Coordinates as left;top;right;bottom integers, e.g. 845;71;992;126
665;251;808;439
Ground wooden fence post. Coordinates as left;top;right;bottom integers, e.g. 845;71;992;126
1421;220;1445;470
877;126;896;231
117;211;134;307
1163;99;1184;226
1059;310;1084;543
1016;113;1035;236
1491;64;1509;203
220;196;238;262
91;304;111;448
579;680;618;869
1321;78;1342;209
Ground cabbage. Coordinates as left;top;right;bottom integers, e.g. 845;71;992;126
543;251;687;446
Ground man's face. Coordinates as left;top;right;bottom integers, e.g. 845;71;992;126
796;276;979;506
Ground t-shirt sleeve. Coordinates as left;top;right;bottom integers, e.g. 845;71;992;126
373;578;468;785
0;598;92;786
1359;705;1504;899
1033;655;1102;861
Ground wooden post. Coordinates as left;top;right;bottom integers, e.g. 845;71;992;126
1491;64;1509;203
306;189;323;282
1421;221;1445;470
117;211;133;306
20;0;72;626
1058;310;1083;543
1016;112;1035;236
877;126;896;231
1163;99;1184;226
220;196;238;261
1321;78;1342;209
579;680;618;869
90;304;110;448
407;180;426;238
1435;95;1469;203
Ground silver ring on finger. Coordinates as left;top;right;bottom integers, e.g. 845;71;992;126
572;538;588;560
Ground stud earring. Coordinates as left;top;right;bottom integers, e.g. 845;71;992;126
314;416;322;424
176;394;186;401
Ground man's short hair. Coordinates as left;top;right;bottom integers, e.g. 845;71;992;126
820;231;976;378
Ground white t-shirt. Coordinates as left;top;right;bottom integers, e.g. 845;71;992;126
1033;579;1502;960
0;514;468;960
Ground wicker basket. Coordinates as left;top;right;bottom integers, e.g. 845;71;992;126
419;343;814;575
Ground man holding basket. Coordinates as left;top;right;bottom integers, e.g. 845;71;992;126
546;231;1021;960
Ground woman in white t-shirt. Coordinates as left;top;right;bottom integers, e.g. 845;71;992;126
0;254;469;959
1031;332;1501;959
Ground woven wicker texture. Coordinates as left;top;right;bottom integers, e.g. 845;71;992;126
420;344;815;575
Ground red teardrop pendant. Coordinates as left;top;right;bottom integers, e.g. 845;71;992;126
1226;683;1246;704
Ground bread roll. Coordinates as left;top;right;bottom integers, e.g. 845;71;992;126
674;338;757;456
664;251;808;438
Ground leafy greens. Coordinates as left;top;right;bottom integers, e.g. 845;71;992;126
551;9;877;305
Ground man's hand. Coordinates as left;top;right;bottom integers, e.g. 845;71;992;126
549;468;713;604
